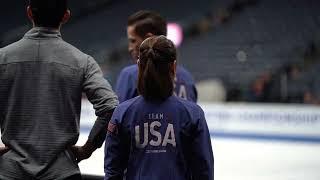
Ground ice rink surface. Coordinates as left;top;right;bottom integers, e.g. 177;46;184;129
77;135;320;180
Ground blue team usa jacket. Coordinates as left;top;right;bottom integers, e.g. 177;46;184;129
104;95;214;180
115;64;198;103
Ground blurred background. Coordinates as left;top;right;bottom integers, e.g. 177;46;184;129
1;0;320;104
1;0;320;179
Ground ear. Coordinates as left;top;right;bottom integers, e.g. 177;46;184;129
27;6;33;21
61;9;71;24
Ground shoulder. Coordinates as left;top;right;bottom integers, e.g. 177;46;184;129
59;40;90;60
177;65;192;75
0;47;3;57
112;96;141;123
0;39;25;54
173;96;204;118
44;37;91;67
0;39;31;64
177;65;195;82
0;47;3;63
119;64;138;75
117;64;138;83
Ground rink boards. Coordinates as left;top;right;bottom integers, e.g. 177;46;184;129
78;100;320;179
1;100;319;179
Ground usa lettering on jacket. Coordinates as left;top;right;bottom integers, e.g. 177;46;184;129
174;76;187;100
135;113;176;148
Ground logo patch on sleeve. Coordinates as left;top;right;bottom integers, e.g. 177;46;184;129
107;122;118;135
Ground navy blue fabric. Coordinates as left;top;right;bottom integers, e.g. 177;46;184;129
104;96;213;180
115;64;197;103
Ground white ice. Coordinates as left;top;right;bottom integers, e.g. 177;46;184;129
77;136;320;180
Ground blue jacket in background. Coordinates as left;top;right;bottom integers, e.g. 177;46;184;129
104;95;214;180
115;64;198;103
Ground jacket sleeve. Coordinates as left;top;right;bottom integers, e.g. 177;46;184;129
83;56;118;114
192;84;198;103
104;110;130;180
185;108;214;180
82;56;119;148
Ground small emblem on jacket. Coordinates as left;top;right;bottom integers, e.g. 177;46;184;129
107;122;118;135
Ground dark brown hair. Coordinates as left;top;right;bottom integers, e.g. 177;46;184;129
138;35;177;102
29;0;67;28
128;10;167;37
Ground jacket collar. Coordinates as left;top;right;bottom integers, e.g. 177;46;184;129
24;27;62;39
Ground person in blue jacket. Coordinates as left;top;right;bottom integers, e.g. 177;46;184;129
115;10;197;103
104;35;214;180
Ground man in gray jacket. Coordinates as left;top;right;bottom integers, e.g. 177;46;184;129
0;0;118;179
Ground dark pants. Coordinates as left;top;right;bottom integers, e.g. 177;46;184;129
63;174;82;180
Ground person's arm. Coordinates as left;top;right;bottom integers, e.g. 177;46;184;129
72;56;119;162
184;108;214;180
186;70;198;103
178;66;198;103
104;113;130;180
71;110;114;162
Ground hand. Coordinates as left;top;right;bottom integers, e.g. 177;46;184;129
0;146;9;156
70;141;96;163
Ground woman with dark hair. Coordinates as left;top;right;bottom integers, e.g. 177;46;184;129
137;35;177;102
104;36;214;180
